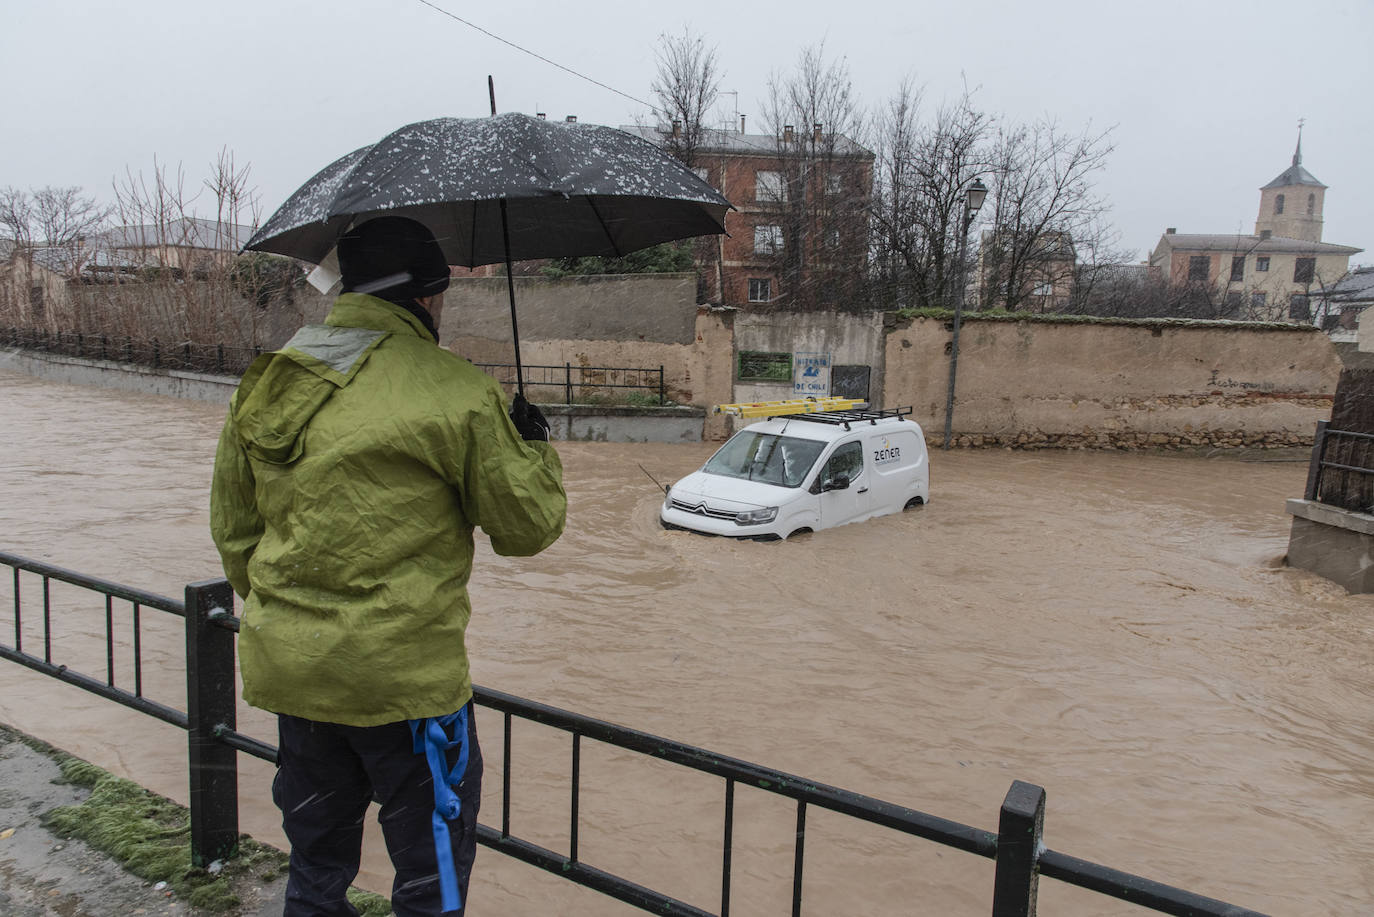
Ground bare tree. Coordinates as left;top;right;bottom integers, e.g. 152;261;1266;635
32;187;110;265
649;27;724;302
0;186;110;327
651;26;721;168
869;84;990;311
761;43;872;311
0;187;37;324
977;120;1115;312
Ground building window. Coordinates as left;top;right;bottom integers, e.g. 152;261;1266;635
1188;255;1210;283
1224;291;1242;312
1256;256;1270;272
738;348;789;380
1289;294;1311;321
747;278;772;303
1307;193;1315;216
1230;256;1245;282
29;285;44;319
1294;257;1315;284
825;172;844;196
755;170;786;202
1275;193;1285;215
1251;291;1267;310
754;224;783;255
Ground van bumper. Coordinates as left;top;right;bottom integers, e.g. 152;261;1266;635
659;508;782;541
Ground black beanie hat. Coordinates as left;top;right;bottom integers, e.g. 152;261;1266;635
337;216;451;303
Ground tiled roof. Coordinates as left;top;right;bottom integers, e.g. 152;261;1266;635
1261;163;1325;190
1322;267;1374;303
1261;136;1326;189
620;124;873;158
1154;233;1360;255
100;217;255;252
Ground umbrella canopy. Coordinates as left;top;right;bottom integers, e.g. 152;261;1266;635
244;113;732;267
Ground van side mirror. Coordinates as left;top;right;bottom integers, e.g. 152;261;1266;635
823;473;850;492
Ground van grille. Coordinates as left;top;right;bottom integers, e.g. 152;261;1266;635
668;498;738;520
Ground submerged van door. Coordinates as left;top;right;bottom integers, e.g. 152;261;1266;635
867;427;926;512
814;439;871;528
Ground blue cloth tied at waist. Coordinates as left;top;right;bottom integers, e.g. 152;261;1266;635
408;706;471;914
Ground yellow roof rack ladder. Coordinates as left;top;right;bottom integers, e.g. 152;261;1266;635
714;397;865;418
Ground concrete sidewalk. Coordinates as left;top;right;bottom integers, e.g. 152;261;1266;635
0;728;288;917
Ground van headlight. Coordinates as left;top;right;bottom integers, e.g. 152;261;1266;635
734;506;778;526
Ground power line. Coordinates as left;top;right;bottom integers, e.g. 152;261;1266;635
409;0;815;161
412;0;654;112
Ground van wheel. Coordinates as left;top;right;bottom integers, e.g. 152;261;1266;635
786;527;813;539
903;497;925;510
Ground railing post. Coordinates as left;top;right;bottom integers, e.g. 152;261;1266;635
185;578;239;866
1305;420;1329;502
992;780;1045;917
659;365;665;405
566;362;573;405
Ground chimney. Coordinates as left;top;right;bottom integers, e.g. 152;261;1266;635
813;122;822;142
783;124;794;143
536;112;546;120
565;115;577;123
1166;227;1176;234
740;114;746;133
671;119;682;139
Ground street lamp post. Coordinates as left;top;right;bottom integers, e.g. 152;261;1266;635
942;178;988;450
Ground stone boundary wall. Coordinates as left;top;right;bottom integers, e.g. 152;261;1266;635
443;273;699;351
0;347;237;403
883;316;1339;450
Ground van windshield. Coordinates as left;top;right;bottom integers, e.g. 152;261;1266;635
703;432;826;488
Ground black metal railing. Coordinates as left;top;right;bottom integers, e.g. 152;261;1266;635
1304;421;1374;512
1;326;261;376
2;327;671;406
472;360;667;406
0;551;1269;917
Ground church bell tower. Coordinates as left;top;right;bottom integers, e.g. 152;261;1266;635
1255;128;1326;243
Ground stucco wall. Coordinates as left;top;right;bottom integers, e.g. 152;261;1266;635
732;311;886;398
883;316;1338;449
449;305;738;439
441;272;698;347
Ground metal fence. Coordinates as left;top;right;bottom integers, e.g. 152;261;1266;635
0;326;261;376
472;360;667;405
1304;421;1374;512
0;550;1269;917
2;326;667;405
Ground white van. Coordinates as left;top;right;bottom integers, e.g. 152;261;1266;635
661;406;929;540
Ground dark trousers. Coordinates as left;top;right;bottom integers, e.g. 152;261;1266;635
273;705;483;917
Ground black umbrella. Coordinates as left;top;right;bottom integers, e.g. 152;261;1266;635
244;112;732;392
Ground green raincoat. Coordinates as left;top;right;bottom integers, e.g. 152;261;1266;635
210;293;566;726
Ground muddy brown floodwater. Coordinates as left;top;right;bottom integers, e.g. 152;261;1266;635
2;367;1373;916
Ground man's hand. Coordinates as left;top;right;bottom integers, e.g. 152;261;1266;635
510;393;550;442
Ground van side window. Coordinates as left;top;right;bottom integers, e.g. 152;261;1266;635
819;441;864;489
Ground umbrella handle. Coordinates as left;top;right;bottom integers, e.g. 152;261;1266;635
500;198;525;398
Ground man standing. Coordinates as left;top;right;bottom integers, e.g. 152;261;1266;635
211;216;566;916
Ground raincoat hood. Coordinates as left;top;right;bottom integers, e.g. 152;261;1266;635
232;321;388;465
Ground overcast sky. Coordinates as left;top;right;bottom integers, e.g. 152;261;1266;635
5;0;1370;265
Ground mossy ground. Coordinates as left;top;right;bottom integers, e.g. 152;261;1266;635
6;726;392;915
